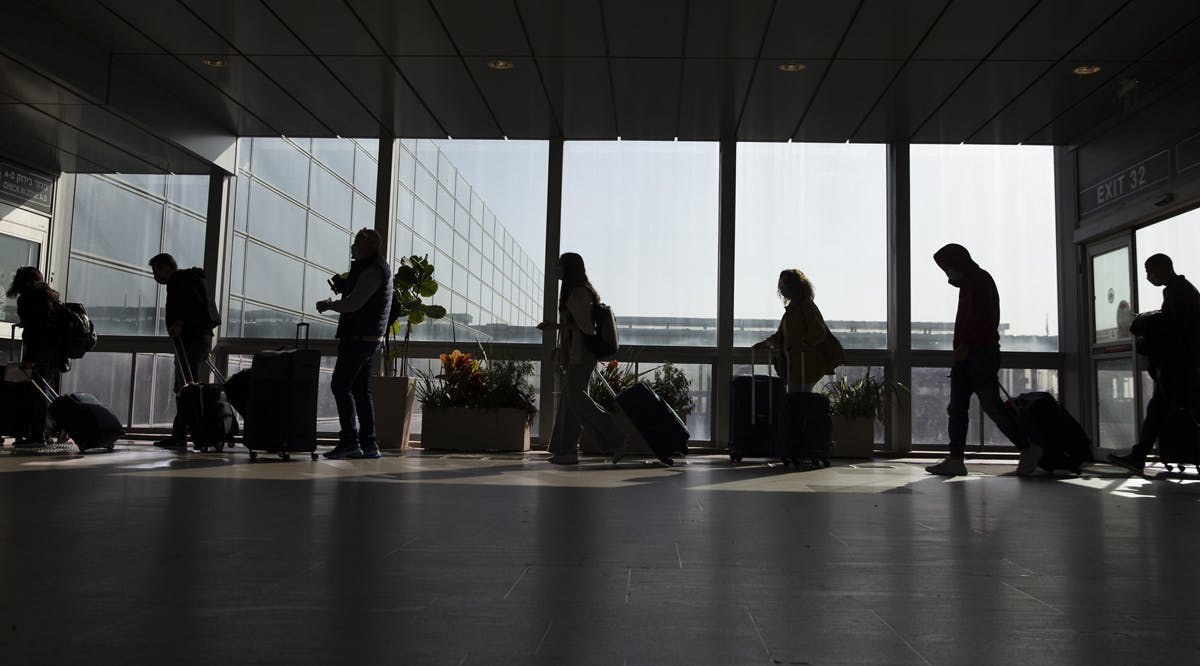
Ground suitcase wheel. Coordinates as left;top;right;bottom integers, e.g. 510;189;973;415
311;452;319;461
729;454;742;464
249;450;258;462
282;452;291;461
1165;464;1174;472
821;457;831;468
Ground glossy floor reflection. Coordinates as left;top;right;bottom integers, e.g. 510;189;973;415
2;444;1199;664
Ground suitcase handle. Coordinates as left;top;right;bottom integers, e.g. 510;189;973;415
173;337;198;386
593;363;619;399
749;344;775;425
23;367;60;406
296;322;310;349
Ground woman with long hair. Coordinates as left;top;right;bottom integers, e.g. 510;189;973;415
752;269;833;392
536;252;628;464
5;266;68;447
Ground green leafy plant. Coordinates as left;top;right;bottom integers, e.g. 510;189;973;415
390;254;447;375
415;349;537;418
822;371;907;420
587;360;694;420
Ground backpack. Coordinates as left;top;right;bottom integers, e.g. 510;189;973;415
583;301;619;361
58;302;98;359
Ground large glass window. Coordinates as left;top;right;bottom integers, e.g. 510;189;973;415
735;143;887;349
910;145;1059;352
0;233;41;324
1136;206;1200;313
561;141;718;346
393;139;547;344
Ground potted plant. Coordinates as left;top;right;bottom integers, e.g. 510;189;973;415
375;255;447;450
580;361;694;454
415;348;538;452
822;371;906;458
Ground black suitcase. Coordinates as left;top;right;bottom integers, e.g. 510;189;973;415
777;391;833;467
28;375;124;453
1005;391;1092;473
173;340;238;452
729;374;785;462
224;368;251;418
594;366;689;464
1;328;36;441
1157;408;1200;473
244;323;320;461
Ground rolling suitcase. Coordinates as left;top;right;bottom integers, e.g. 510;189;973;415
595;366;690;465
244;323;320;461
173;339;238;453
1004;390;1092;473
223;368;251;418
1;327;36;442
1157;408;1200;473
28;371;123;453
729;347;786;462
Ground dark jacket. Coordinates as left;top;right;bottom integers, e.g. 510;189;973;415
334;253;392;340
165;268;221;338
16;282;64;361
934;243;1001;351
1161;274;1200;363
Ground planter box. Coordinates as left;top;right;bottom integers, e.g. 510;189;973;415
831;415;876;458
420;407;531;452
374;375;416;450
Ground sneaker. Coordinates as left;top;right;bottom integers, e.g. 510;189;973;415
324;445;363;460
1015;444;1043;476
351;447;381;459
925;456;968;476
1107;452;1146;475
548;452;579;465
610;436;630;464
154;437;188;451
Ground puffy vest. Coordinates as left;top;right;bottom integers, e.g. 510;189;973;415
335;253;392;339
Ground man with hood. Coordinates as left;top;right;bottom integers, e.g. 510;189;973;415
926;244;1034;476
1109;253;1200;473
148;253;221;450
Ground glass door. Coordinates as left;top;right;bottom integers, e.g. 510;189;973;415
0;205;50;362
1087;234;1141;451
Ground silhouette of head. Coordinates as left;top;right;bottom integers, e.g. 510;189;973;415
933;243;977;288
557;252;598;308
351;229;382;260
148;253;177;285
1145;253;1175;287
5;266;44;298
777;269;814;304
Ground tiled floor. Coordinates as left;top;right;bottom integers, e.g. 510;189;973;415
2;444;1199;664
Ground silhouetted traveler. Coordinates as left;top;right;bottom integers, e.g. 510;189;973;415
6;267;68;447
752;269;833;392
1109;254;1200;473
317;229;391;460
537;252;628;465
149;253;221;451
925;244;1033;476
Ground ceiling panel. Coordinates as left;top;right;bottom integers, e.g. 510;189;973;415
515;0;605;57
260;0;380;55
30;0;158;54
250;56;381;135
853;60;975;142
602;0;687;58
737;60;830;141
838;0;948;59
23;102;209;172
464;57;557;139
685;0;773;58
323;56;443;138
168;55;329;137
433;0;530;57
1026;61;1195;145
347;0;455;56
395;57;501;138
991;0;1128;61
760;1;859;59
0;127;111;174
911;60;1049;142
794;60;904;141
179;0;304;55
970;61;1131;143
115;54;275;136
914;0;1040;60
609;59;682;139
535;58;616;138
1131;15;1200;62
96;0;234;54
0;54;93;106
676;58;755;139
1070;0;1200;61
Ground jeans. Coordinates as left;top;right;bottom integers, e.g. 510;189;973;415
550;357;625;455
1133;365;1200;458
171;333;212;439
331;339;381;450
947;346;1027;457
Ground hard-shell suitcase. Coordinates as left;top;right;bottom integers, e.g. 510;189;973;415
1005;390;1093;473
595;366;690;465
1;327;36;440
1157;408;1200;473
777;391;833;467
244;323;320;461
173;339;238;452
728;373;785;462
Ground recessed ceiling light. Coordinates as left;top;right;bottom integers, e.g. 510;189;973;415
778;63;807;73
487;59;514;70
201;56;228;68
1073;65;1101;76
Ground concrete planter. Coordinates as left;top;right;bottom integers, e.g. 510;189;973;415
420;407;531;452
374;375;417;450
831;415;876;458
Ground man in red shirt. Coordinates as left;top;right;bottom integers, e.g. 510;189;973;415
926;244;1034;476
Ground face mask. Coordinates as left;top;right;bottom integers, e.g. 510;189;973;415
945;269;964;287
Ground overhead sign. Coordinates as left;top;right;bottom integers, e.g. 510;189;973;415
0;161;54;214
1078;150;1170;217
